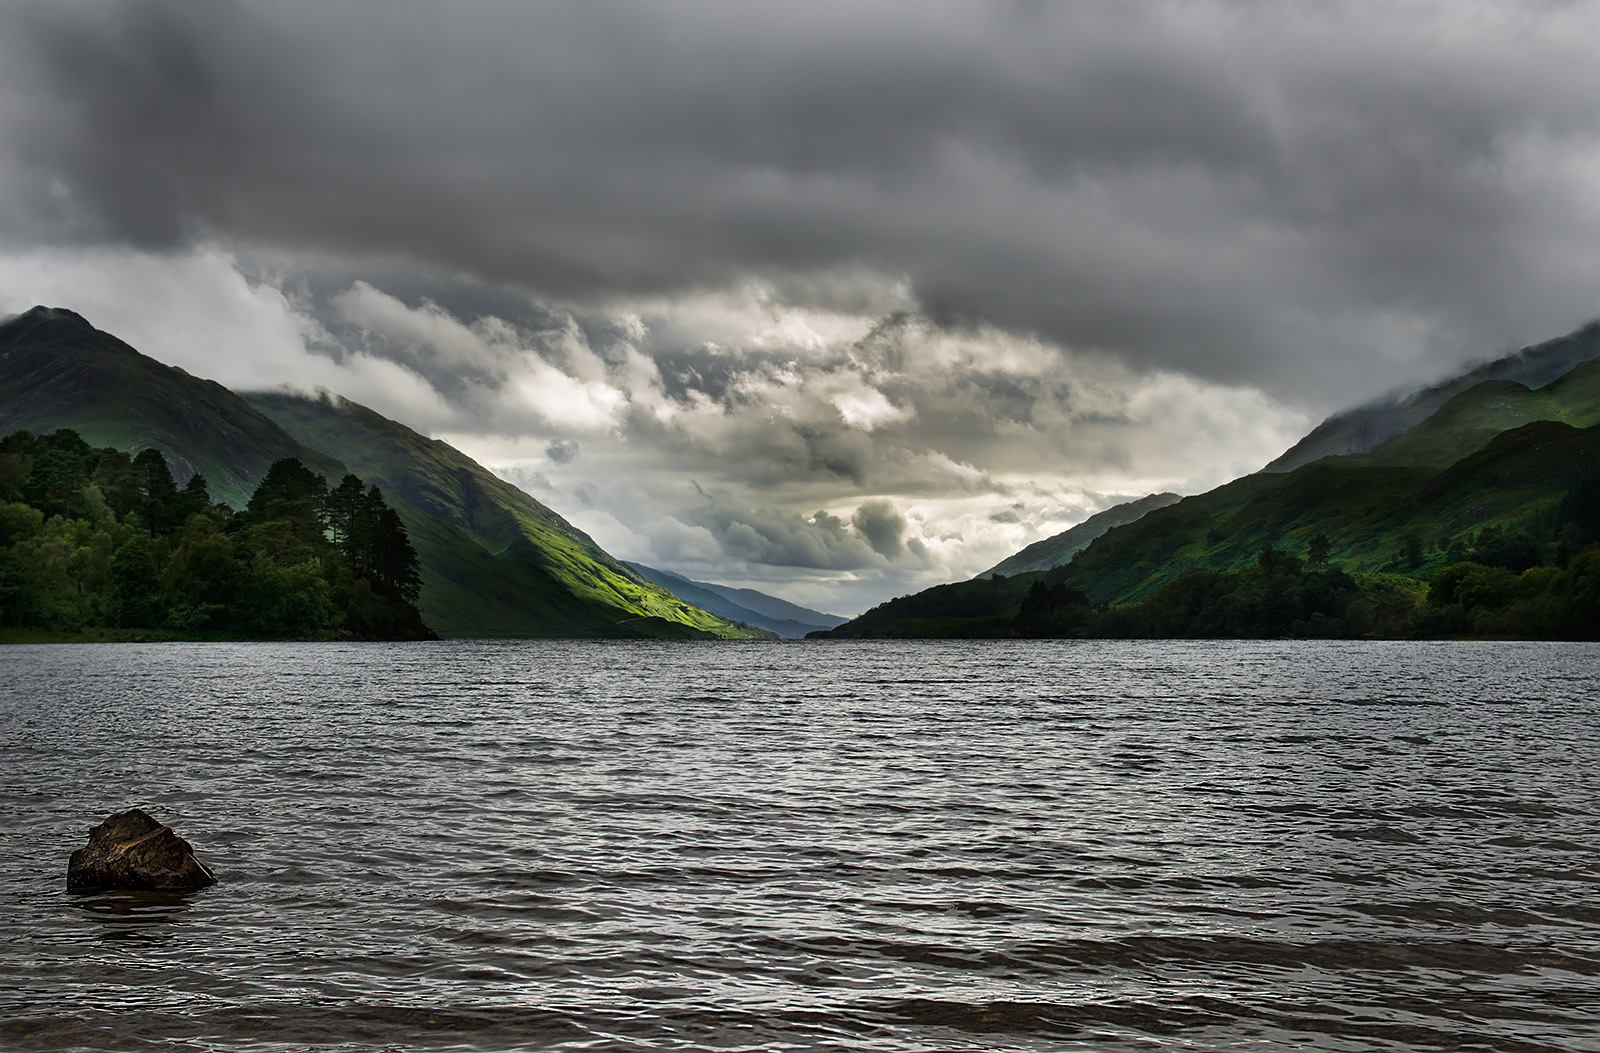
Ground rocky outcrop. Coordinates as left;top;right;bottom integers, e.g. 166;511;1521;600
65;809;216;892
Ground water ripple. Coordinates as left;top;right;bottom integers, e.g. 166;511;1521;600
1;639;1598;1051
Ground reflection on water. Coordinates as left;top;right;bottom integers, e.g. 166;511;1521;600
72;889;203;941
1;639;1598;1052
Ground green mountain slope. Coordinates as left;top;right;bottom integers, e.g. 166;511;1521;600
0;306;343;507
246;391;767;639
1053;420;1597;605
1264;318;1600;472
821;574;1041;639
0;305;764;639
820;341;1600;638
981;492;1181;578
1351;359;1600;468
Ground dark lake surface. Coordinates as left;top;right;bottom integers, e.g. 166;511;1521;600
1;639;1598;1052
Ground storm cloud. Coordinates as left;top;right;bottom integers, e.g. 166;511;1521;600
6;1;1600;394
2;1;1597;611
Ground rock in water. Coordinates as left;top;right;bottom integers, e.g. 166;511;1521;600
66;809;216;892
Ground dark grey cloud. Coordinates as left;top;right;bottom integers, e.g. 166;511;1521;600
545;440;579;465
5;1;1599;407
689;505;882;571
852;499;906;559
5;0;1600;612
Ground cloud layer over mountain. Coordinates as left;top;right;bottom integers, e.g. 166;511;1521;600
3;1;1598;610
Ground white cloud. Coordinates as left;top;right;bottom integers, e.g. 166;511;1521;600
333;281;508;373
0;246;1314;613
0;246;458;428
330;279;636;435
829;381;912;432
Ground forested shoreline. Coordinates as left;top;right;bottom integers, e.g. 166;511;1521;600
0;429;434;641
824;475;1600;641
1014;535;1600;641
5;424;1596;644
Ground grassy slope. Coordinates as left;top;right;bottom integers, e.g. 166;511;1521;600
1265;318;1600;471
384;497;645;637
1351;359;1600;468
246;391;767;639
1054;420;1600;604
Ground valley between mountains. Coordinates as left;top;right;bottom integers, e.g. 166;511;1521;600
1;304;1597;640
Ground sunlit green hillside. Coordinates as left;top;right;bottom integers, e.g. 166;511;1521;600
1348;360;1600;469
1054;419;1598;605
1265;319;1600;471
246;392;768;639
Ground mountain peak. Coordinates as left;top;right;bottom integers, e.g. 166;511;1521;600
0;305;98;344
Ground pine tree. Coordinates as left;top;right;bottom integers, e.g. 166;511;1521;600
365;486;421;604
245;459;329;560
132;448;179;536
324;474;370;566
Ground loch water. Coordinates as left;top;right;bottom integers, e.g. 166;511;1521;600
1;639;1598;1052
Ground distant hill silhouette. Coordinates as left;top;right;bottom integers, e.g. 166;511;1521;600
625;563;846;638
981;492;1180;579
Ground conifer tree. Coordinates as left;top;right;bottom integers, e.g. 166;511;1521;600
132;448;178;536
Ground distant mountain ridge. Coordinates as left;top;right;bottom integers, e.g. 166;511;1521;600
624;563;846;638
1266;319;1600;472
0;305;766;640
981;492;1181;578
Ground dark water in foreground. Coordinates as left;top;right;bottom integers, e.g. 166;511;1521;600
1;640;1598;1052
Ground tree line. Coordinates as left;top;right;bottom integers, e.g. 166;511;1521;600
1017;477;1600;640
0;429;433;639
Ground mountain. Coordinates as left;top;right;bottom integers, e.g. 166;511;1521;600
624;563;846;638
0;305;765;640
825;491;1188;639
1051;418;1598;606
817;573;1038;639
980;492;1181;578
1265;319;1600;473
1349;359;1600;469
818;326;1600;638
0;306;343;507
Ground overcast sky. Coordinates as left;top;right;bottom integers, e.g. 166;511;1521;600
3;1;1599;613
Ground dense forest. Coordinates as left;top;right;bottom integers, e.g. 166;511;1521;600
0;428;433;640
1013;479;1600;640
